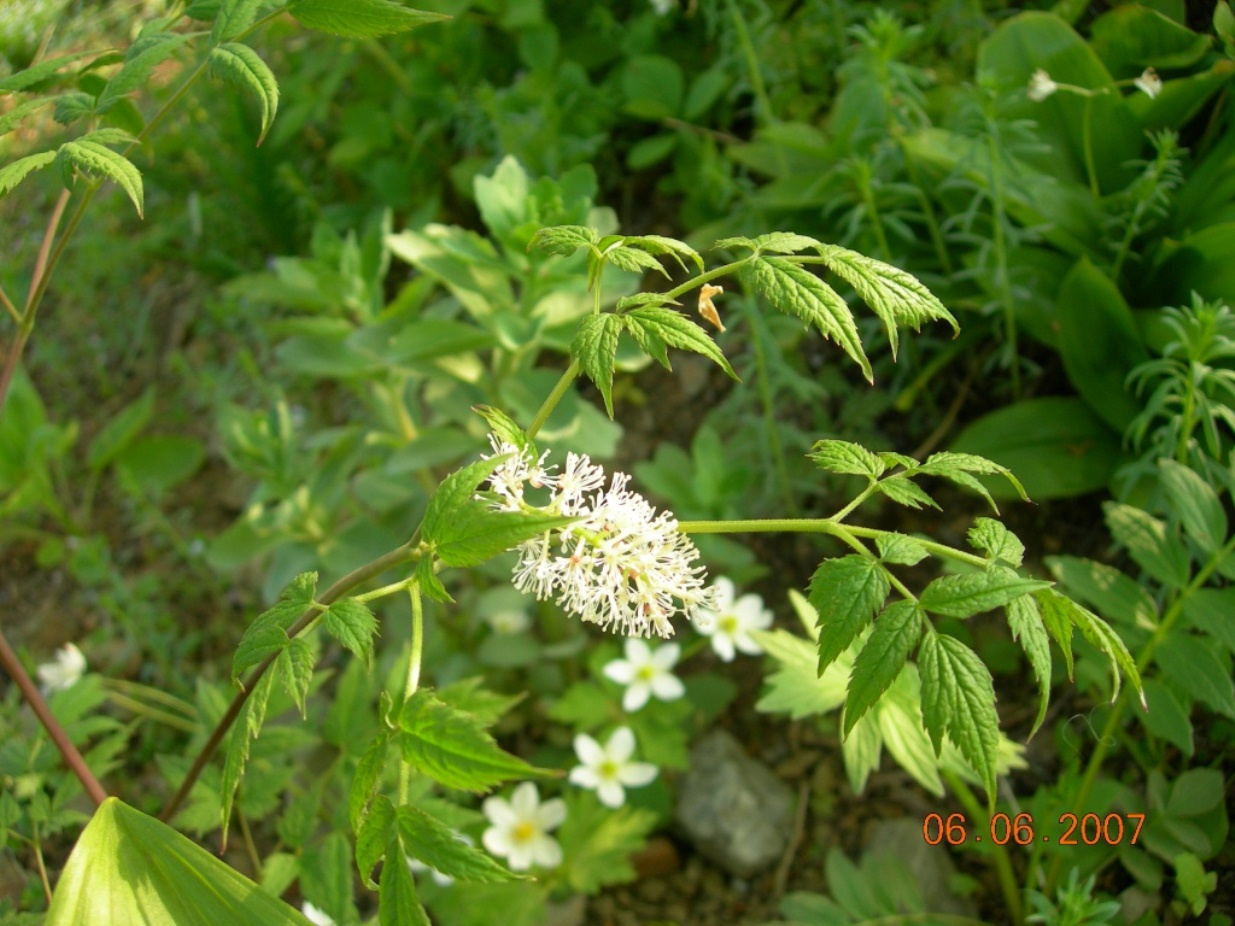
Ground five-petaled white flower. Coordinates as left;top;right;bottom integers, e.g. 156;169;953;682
482;782;566;871
37;643;86;694
1134;67;1162;99
483;438;714;639
569;727;657;808
1027;68;1058;102
301;902;336;926
693;577;772;662
603;639;685;712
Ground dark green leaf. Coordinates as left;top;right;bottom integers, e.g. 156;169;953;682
211;0;265;43
96;34;191;113
397;805;519;882
918;633;1000;804
415;556;452;603
54;92;96;125
434;505;574;568
421;456;504;544
919;569;1050;618
1006;595;1051;738
572;313;623;418
355;794;396;888
967;518;1025;567
1041;588;1143;705
323;598;379;665
0;51;96;94
290;0;449;37
1104;501;1191;589
843;600;922;735
379;838;430;926
810;555;890;673
875;533;929;566
221;671;275;843
623;306;736;379
1155;633;1235;718
1158;459;1227;553
232;572;318;681
875;474;939;510
276;638;315;718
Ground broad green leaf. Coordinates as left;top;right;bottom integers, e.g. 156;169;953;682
875;669;946;796
875;474;939;510
1046;554;1158;629
398;689;548;792
420;456;505;544
810;555;890;673
919;569;1051;618
211;0;265;43
1138;678;1193;756
0;151;57;197
623;306;736;379
115;434;204;494
323;598;378;665
1155;633;1235;718
1158;459;1227;553
397;806;518;882
1040;588;1143;705
221;671;276;843
572;313;623;418
350;730;391;834
808;439;886;478
209;43;279;144
967;518;1025;567
841;710;883;794
1181;588;1235;653
86;388;154;471
815;243;957;358
302;833;356;926
45;798;313;925
276;638;315;718
742;256;872;382
380;837;430;926
433;504;574;568
875;533;928;566
0;50;96;94
843;600;922;736
615;292;682;312
290;0;449;37
530;224;598;256
557;792;658;894
356;795;396;887
1104;502;1191;588
55;138;144;217
232;572;318;681
96;34;192;113
0;98;53;136
753;627;850;720
1006;596;1051;738
437;677;523;727
918;633;1000;804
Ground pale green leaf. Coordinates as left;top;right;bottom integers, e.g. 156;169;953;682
919;569;1051;618
875;474;939;509
209;43;279;144
397;805;519;882
415;556;452;603
808;439;886;478
0;50;96;94
741;256;871;381
874;669;945;796
211;0;265;43
1039;588;1143;706
1006;595;1051;738
55;138;144;217
753;628;850;719
810;555;890;673
841;710;883;794
916;450;1029;507
1034;587;1075;680
746;232;822;254
232;572;318;681
1046;554;1158;629
290;0;449;37
614;292;681;312
623;306;736;379
557;792;657;894
0;97;53;136
276;638;314;718
1104;501;1191;589
572;313;622;417
815;242;957;359
967;518;1025;567
843;600;922;736
530;224;598;256
97;34;192;112
53;92;95;125
875;533;929;566
45;798;313;925
323;598;378;665
620;234;703;272
471;405;530;455
1158;459;1227;553
918;633;1000;804
0;151;57;197
434;504;574;568
436;677;523;727
603;243;670;277
398;689;549;792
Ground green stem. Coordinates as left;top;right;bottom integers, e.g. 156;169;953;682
725;0;776;129
526;360;580;440
944;770;1025;925
1081;94;1100;199
399;583;425;805
663;259;751;302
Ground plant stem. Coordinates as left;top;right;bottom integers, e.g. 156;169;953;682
944;770;1025;925
526;360;580;440
725;0;777;129
399;584;425;805
0;628;108;808
161;539;420;821
1081;94;1100;199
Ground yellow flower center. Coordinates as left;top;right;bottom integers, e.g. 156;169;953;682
720;614;740;634
513;821;537;843
636;665;655;681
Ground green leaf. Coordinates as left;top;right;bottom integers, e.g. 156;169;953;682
96;34;192;113
209;43;279;144
86;388;154;471
1006;595;1051;738
916;451;1029;508
232;572;318;681
54;91;96;125
815;243;958;358
843;600;922;736
356;794;396;887
875;533;929;566
397;805;519;882
415;556;452;603
808;439;886;478
623;306;736;379
289;0;449;37
1138;678;1193;756
754;626;850;720
421;456;505;544
557;792;657;894
1155;633;1235;718
350;730;391;835
810;555;890;674
1040;588;1143;705
875;474;939;510
398;689;549;792
741;256;872;382
0;50;96;95
380;838;431;926
436;677;523;727
44;798;314;926
434;505;574;568
1158;459;1227;553
967;518;1025;567
211;0;265;43
1104;501;1191;588
471;405;530;454
55;137;144;217
530;224;598;257
276;638;314;718
918;633;1000;804
221;670;275;843
620;234;703;272
602;244;669;276
1046;554;1158;629
323;598;379;665
572;313;623;418
715;232;821;254
114;434;204;494
920;569;1051;619
1181;588;1235;653
0;151;57;197
0;97;53;136
1034;586;1075;680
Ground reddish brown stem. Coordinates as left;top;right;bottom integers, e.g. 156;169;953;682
0;627;108;808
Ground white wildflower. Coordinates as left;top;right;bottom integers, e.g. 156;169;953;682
603;639;685;712
1027;69;1058;102
301;902;336;926
37;643;86;694
569;727;658;808
483;439;713;638
482;782;566;871
1134;67;1162;99
693;577;772;661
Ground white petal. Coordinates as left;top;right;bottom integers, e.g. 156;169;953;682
506;843;534;871
569;766;601;790
531;833;562;869
711;633;736;662
650;643;680;669
603;660;636;684
483;796;516;827
536;797;567;831
597;781;626;808
735;595;772;630
622;682;651;712
624;638;652;663
734;631;764;655
574;733;605;766
712;577;736;609
618;761;658;787
606;727;637;762
483;826;513;858
649;674;684;702
510;782;539;817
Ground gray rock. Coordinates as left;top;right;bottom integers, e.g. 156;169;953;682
865;819;979;918
674;730;796;877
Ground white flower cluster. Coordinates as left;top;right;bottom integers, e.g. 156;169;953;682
483;438;713;639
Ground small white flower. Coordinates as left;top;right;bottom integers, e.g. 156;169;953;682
37;643;86;693
482;782;566;871
1027;68;1058;102
301;902;336;926
693;578;772;662
569;727;657;808
1134;67;1162;99
603;639;685;712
